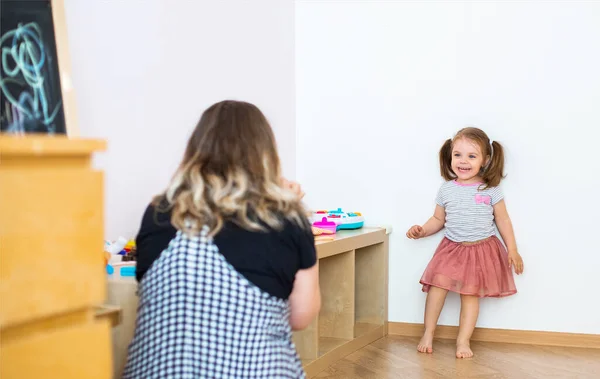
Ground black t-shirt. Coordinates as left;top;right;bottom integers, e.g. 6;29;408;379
135;204;317;300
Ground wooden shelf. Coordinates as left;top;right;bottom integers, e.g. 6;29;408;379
355;242;387;326
0;135;106;156
354;322;381;338
315;227;386;259
293;318;319;361
94;305;122;328
319;250;355;341
293;227;389;378
319;337;350;356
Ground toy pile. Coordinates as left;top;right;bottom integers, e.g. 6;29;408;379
310;208;365;241
104;237;137;277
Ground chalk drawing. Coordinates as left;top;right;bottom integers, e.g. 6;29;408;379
1;22;62;133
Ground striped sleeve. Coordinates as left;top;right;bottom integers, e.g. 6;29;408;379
435;183;446;207
489;186;505;205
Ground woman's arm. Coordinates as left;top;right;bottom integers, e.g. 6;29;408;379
288;263;321;331
407;205;446;239
493;200;524;274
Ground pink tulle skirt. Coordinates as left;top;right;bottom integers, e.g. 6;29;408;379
420;236;517;298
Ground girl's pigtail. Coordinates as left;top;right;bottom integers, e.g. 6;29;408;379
439;138;455;181
483;140;505;188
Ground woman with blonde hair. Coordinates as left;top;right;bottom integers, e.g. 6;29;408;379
123;100;320;378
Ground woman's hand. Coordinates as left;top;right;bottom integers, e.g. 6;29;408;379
508;250;524;275
281;178;305;199
406;225;426;239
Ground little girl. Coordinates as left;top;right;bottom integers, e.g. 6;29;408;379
406;127;524;359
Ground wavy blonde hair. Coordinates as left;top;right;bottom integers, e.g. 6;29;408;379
154;100;309;236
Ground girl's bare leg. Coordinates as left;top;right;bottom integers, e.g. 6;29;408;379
456;295;479;358
417;286;448;353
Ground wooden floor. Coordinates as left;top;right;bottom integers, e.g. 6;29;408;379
314;335;600;378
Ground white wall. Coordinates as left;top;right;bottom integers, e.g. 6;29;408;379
297;1;600;334
64;0;296;239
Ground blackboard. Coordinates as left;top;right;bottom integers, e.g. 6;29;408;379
0;0;66;134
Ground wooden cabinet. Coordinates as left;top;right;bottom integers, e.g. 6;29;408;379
0;136;111;379
293;228;389;377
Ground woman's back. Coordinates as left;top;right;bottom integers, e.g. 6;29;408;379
122;100;319;378
135;203;316;300
124;227;305;378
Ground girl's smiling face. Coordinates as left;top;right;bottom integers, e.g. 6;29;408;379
451;137;489;183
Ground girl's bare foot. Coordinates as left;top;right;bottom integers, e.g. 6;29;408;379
417;332;434;353
456;341;473;358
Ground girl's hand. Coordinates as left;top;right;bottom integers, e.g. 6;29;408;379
508;251;524;275
281;178;305;199
406;225;426;239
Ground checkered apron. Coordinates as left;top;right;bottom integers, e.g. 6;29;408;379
122;229;305;379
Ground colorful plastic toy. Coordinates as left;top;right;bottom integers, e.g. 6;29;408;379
311;208;364;230
312;217;338;234
107;262;136;278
